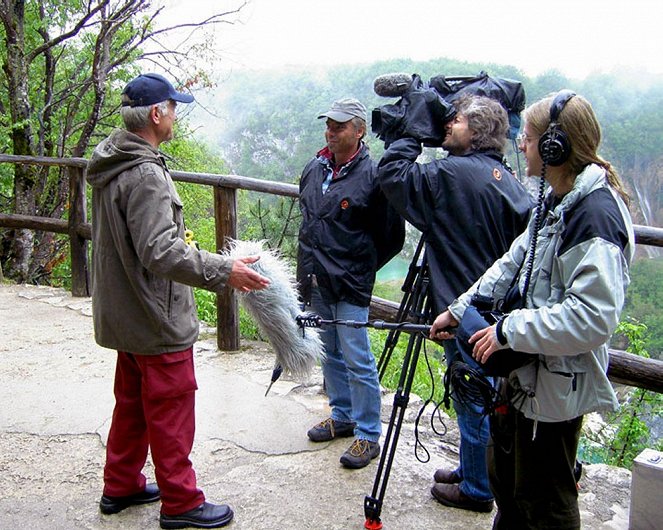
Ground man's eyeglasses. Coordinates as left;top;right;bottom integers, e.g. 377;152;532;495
516;133;536;145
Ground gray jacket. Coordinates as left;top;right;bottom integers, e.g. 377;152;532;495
450;164;635;422
86;129;233;355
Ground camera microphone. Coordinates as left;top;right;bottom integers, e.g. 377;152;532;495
373;73;414;98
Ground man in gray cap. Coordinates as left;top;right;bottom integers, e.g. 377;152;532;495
87;73;270;528
296;98;404;469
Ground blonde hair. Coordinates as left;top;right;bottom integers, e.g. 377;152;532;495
524;93;630;206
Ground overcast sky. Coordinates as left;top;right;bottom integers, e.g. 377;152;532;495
163;0;662;80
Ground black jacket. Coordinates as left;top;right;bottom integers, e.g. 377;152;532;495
297;143;405;307
377;137;532;314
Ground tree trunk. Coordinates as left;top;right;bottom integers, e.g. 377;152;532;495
2;0;38;282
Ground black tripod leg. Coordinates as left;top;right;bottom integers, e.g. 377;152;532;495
367;236;432;528
365;331;425;528
377;238;428;380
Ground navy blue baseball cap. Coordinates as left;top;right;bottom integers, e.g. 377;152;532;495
121;73;194;107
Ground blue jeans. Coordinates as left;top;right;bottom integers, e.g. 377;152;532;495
311;289;382;442
444;339;494;502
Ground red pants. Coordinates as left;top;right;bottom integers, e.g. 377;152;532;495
103;347;205;514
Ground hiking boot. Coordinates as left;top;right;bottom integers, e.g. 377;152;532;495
431;483;494;513
340;439;380;469
433;468;462;484
307;418;355;442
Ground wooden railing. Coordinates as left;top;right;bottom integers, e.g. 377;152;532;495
1;153;663;393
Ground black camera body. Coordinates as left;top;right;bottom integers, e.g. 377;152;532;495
371;74;455;148
372;71;526;147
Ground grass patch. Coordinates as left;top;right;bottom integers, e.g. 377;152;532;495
369;328;448;406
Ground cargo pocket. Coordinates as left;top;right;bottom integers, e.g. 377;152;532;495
142;349;198;401
532;368;579;422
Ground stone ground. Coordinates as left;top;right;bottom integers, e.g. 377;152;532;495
0;283;632;529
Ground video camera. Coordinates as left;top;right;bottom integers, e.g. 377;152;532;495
371;73;455;148
372;71;526;148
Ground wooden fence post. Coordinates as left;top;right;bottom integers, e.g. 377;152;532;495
68;166;89;296
214;185;239;351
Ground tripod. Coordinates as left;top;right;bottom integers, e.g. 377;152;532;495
365;237;436;530
294;236;441;529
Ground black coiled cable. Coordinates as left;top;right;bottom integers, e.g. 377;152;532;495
446;360;501;416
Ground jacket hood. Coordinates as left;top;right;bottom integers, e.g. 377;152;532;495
86;129;162;188
547;163;606;218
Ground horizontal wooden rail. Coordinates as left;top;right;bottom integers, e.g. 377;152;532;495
170;170;299;198
0;153;88;168
1;153;663;373
0;212;91;239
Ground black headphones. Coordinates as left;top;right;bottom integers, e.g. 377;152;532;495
538;89;576;166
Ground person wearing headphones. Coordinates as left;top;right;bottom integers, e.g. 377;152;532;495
430;91;634;529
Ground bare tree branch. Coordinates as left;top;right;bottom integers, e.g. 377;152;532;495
27;0;112;63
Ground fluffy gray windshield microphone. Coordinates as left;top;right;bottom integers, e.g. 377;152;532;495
221;239;324;381
373;72;414;98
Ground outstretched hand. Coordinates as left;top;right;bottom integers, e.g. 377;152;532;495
227;256;270;292
429;310;458;340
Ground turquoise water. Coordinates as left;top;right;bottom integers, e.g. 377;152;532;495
377;255;411;282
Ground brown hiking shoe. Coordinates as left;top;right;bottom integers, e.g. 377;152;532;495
431;483;494;513
339;439;380;469
307;418;355;442
433;468;462;484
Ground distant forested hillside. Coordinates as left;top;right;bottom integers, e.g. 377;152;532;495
195;58;663;238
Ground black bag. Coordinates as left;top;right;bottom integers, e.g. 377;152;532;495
429;71;526;140
456;292;532;378
371;74;456;148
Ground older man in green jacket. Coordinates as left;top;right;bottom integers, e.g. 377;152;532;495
87;73;269;529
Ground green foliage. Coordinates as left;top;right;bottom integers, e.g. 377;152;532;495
239;306;263;341
369;328;448;406
579;319;663;469
193;288;263;341
371;279;405;305
622;258;663;359
193;288;217;326
237;193;300;261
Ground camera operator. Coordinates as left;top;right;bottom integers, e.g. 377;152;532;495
376;94;532;513
430;92;634;529
297;98;405;469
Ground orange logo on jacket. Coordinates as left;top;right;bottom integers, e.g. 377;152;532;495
340;199;350;209
493;168;502;181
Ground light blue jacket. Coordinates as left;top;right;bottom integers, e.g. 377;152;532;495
450;164;635;422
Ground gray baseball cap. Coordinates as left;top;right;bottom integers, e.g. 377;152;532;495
318;98;367;123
